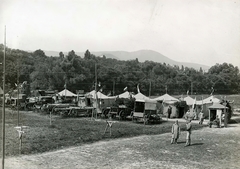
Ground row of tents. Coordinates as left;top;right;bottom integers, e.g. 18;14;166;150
58;89;228;120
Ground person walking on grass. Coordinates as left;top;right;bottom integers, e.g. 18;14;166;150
185;120;192;147
199;110;204;125
171;120;181;144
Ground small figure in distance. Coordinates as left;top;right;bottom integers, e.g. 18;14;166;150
213;115;220;128
171;120;181;144
198;110;204;125
185;120;192;147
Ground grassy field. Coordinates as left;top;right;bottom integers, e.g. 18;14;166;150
0;108;205;157
5;116;240;169
0;94;239;157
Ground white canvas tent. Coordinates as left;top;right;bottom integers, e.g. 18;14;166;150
134;92;149;100
118;91;133;99
153;94;180;118
184;96;195;105
58;89;77;97
202;95;221;104
86;90;110;99
195;95;221;118
85;90;115;109
153;93;179;102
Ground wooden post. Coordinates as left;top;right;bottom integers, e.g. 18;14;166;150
2;25;6;169
19;135;22;154
149;81;151;97
50;110;52;126
15;126;29;154
112;80;115;96
103;121;113;136
209;109;211;127
95;63;98;119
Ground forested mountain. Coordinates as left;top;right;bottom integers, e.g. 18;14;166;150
0;44;239;96
44;50;209;70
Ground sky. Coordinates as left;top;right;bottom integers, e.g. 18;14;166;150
0;0;240;68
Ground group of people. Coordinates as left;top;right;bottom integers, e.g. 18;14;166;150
171;120;192;147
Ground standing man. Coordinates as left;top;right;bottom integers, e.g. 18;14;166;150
199;110;204;125
185;120;192;147
167;106;172;119
171;120;181;144
185;110;191;121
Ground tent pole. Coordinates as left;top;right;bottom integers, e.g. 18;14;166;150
17;57;20;126
149;81;151;97
95;63;98;119
2;25;6;169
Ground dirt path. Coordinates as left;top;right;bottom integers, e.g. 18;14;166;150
5;120;240;169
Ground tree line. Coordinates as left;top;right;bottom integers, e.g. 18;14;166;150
0;44;239;97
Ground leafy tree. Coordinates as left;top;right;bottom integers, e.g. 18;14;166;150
59;52;64;59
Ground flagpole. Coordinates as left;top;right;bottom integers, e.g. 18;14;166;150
112;80;115;96
191;81;193;95
149;81;151;97
2;25;6;169
95;63;98;119
64;83;66;100
17;56;19;126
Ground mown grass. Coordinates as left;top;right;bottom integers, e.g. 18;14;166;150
1;94;239;157
0;109;205;157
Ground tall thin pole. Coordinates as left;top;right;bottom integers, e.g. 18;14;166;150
191;81;193;95
2;25;6;169
95;63;98;119
17;57;19;126
149;81;151;97
112;80;115;96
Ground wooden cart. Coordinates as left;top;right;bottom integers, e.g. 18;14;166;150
132;99;161;125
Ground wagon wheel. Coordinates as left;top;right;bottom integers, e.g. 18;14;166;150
73;109;78;117
60;110;68;118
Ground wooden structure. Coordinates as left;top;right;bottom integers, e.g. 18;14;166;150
208;103;228;128
108;105;132;120
132;99;160;125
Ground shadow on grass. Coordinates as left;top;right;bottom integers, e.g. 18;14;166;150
228;119;240;124
190;143;204;146
176;141;185;144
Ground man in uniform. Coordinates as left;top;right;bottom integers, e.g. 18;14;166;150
199;110;204;125
171;120;181;144
185;120;192;147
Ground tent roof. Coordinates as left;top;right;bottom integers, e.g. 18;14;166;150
135;98;157;103
134;92;149;100
202;96;220;104
58;89;77;97
209;103;228;109
184;96;195;105
153;93;179;102
118;91;133;98
86;90;110;99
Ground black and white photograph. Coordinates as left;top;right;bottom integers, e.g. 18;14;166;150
0;0;240;168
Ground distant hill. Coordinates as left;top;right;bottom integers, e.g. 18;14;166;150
44;50;210;70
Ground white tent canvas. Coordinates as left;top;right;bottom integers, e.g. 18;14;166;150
86;90;110;99
204;96;221;104
153;93;179;102
58;89;77;97
184;96;195;105
197;95;221;105
134;92;149;100
118;91;133;98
